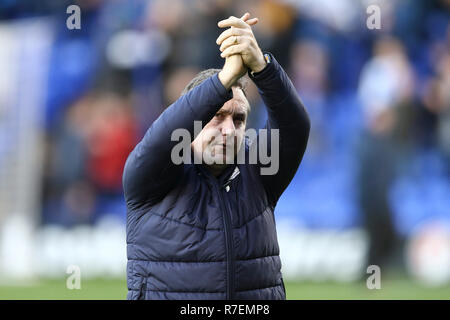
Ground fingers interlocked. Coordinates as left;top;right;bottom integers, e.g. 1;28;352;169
217;12;262;65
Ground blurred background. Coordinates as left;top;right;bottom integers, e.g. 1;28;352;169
0;0;449;299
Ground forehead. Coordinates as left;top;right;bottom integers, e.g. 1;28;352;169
219;87;249;115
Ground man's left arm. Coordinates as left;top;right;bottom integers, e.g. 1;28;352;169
217;15;310;205
249;53;311;206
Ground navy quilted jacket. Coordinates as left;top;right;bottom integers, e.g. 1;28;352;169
123;53;310;300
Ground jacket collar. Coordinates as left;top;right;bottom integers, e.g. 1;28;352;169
195;161;239;186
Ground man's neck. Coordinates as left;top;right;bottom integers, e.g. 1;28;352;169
206;164;228;178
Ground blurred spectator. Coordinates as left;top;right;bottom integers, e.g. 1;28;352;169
42;95;95;226
85;92;137;194
422;29;450;166
357;36;418;269
42;88;137;225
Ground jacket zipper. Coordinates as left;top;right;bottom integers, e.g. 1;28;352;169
213;181;234;300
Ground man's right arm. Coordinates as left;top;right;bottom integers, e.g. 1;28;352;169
123;74;232;208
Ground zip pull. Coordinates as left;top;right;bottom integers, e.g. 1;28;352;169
222;166;239;193
223;180;232;192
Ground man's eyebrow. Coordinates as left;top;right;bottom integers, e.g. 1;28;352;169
234;111;246;118
215;108;247;117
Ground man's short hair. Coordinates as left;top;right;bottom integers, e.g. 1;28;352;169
181;69;250;113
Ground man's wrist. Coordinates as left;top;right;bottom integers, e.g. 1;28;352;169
218;70;239;91
250;52;272;75
249;53;272;77
251;57;267;73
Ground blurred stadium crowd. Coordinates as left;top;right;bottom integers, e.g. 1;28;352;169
0;0;449;280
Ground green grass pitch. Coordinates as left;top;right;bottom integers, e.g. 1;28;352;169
0;277;448;300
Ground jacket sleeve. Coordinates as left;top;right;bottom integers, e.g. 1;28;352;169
123;74;233;208
248;53;311;206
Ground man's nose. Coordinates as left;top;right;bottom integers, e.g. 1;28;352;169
221;116;235;136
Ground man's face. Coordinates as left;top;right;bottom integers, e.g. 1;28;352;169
191;86;249;170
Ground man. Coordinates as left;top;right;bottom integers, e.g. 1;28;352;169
123;13;310;300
